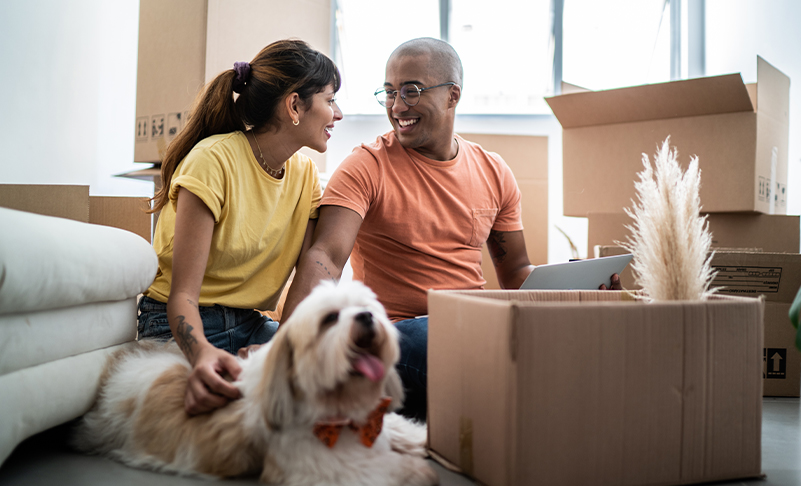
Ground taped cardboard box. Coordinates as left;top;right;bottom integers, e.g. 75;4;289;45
134;0;330;170
428;289;763;486
0;184;151;243
587;211;800;258
546;56;790;216
458;133;549;287
595;247;801;397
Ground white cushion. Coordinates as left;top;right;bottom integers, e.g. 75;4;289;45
0;299;138;376
0;208;157;315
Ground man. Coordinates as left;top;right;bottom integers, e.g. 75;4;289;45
280;37;535;421
282;38;621;420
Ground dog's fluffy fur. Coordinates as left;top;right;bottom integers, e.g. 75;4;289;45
72;281;438;485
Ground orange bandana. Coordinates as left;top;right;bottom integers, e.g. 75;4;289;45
312;397;393;448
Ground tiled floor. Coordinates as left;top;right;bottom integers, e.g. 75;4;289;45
0;398;798;485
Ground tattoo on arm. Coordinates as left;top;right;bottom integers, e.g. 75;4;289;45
487;230;508;265
174;315;198;362
187;298;198;309
315;260;337;283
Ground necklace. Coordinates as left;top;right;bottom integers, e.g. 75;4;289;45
250;131;285;179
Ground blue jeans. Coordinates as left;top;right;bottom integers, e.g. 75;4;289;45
394;317;428;422
137;296;279;355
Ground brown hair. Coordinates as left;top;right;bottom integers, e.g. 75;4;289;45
149;39;341;213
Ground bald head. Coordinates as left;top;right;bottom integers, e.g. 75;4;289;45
389;37;463;87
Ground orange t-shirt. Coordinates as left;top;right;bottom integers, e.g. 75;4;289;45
322;132;523;321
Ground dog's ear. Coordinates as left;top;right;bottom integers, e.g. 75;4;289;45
384;366;405;411
259;328;295;431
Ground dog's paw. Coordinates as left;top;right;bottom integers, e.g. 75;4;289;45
382;413;428;457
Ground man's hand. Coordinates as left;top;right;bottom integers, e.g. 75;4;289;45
184;344;242;415
599;273;623;290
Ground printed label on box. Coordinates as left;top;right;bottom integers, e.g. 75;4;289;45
136;116;149;142
711;265;781;294
151;114;165;139
167;112;183;141
764;348;787;379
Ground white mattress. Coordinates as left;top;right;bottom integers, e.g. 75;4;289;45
0;207;157;315
0;299;138;376
0;343;135;465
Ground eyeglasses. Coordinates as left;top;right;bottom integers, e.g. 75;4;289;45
374;82;457;108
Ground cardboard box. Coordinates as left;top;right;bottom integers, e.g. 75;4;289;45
89;197;152;243
712;251;801;397
458;134;549;288
0;184;90;222
546;56;790;216
595;248;801;397
0;185;152;243
428;289;764;486
587;212;800;257
134;0;331;169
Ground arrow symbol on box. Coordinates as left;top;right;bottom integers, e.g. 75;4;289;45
771;352;783;371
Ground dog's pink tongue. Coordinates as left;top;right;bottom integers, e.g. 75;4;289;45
354;354;385;382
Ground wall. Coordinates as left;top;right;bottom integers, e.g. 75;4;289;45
0;0;147;197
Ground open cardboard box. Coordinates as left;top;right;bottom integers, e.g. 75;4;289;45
428;289;763;486
546;56;790;216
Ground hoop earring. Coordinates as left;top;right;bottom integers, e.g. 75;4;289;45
292;119;299;126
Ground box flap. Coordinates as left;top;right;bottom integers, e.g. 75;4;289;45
546;74;754;128
756;56;790;123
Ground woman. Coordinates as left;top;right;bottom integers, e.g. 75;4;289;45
138;39;342;415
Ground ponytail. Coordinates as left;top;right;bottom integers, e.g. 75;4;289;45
149;71;244;213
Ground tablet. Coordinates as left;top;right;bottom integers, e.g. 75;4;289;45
519;254;633;290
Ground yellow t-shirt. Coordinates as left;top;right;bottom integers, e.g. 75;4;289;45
144;131;321;311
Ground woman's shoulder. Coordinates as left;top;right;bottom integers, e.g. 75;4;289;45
192;131;246;152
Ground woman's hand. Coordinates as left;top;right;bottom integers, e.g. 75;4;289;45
184;343;242;415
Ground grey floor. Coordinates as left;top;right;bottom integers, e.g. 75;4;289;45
0;398;798;485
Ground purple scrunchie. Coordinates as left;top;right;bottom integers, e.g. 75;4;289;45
232;61;251;93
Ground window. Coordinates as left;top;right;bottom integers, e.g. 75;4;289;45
449;0;553;114
333;0;440;115
562;0;671;91
332;0;553;115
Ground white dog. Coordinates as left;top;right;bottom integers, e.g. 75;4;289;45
72;281;439;486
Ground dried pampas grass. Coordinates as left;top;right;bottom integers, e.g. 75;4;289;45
618;137;717;301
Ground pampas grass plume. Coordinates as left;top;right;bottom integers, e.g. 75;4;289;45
618;137;717;301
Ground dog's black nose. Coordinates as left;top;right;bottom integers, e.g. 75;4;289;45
354;311;373;328
353;312;375;349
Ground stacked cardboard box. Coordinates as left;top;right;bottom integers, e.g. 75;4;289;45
128;0;332;185
544;56;798;400
428;289;764;486
458;133;549;287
